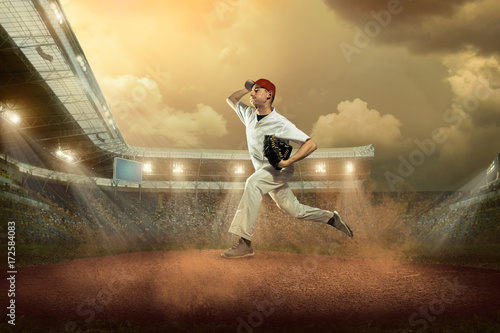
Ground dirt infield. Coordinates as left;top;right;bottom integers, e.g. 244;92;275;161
2;250;500;330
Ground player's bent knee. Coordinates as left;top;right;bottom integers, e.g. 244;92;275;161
245;176;257;189
244;176;263;193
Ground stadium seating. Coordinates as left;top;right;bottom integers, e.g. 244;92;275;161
1;177;499;246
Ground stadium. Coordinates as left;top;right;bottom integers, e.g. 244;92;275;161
1;1;500;332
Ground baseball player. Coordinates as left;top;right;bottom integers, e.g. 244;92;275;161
221;78;353;259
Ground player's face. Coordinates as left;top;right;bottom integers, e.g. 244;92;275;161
250;85;271;108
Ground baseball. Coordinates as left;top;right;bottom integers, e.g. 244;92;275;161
244;79;254;91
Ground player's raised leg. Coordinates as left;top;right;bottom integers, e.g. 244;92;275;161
269;186;354;237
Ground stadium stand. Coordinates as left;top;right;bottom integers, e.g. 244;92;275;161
1;174;499;247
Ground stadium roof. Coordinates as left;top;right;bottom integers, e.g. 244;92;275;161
1;0;128;175
0;0;374;189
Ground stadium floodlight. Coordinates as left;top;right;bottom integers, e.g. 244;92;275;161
0;107;20;125
55;149;75;163
235;166;244;174
75;55;87;72
10;113;20;125
50;2;64;24
346;162;355;174
143;162;153;174
315;163;326;173
173;164;184;174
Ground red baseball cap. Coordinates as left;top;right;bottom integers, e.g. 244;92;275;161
245;78;276;97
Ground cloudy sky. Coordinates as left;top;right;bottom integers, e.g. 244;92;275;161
60;0;500;191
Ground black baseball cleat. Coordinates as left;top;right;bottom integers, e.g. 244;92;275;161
327;211;353;237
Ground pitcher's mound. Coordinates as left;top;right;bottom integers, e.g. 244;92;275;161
4;250;500;323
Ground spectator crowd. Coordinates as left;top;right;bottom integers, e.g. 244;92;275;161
1;177;499;248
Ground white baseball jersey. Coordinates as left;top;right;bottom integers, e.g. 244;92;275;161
234;101;310;171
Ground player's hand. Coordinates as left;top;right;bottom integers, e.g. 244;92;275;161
277;159;291;169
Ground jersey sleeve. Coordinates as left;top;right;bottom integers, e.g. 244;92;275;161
276;118;310;145
233;101;254;126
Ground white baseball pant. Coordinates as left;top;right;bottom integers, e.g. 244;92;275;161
228;164;334;240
